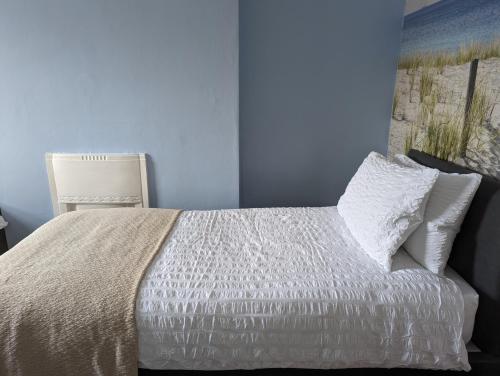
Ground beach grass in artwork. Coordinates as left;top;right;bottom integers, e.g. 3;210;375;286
460;82;496;156
421;114;462;161
390;0;500;178
404;124;418;155
392;92;400;117
403;82;464;161
394;38;498;170
398;38;500;71
399;77;496;165
419;68;434;102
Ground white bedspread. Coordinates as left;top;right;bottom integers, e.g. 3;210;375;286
136;207;470;371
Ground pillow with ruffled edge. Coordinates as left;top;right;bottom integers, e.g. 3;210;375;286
338;152;439;272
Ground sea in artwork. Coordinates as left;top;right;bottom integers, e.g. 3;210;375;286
389;0;500;178
401;0;500;55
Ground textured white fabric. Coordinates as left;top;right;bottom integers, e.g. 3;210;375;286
136;207;469;371
337;152;439;271
394;154;482;275
444;266;479;344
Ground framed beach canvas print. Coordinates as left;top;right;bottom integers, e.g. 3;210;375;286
389;0;500;179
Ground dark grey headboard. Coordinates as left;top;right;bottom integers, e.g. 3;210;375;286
408;150;500;356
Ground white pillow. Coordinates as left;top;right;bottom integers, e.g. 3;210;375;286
394;154;482;275
338;152;439;272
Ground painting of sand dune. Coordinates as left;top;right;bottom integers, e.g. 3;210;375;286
389;0;500;179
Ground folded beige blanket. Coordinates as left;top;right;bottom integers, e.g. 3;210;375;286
0;208;181;376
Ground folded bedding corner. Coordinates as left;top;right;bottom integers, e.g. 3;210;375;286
0;208;181;376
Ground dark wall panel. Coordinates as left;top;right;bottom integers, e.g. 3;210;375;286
239;0;405;207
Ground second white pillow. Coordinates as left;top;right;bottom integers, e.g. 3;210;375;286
394;154;482;275
338;152;439;272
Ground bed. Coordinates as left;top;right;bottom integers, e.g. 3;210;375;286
136;150;500;374
0;150;498;375
137;206;468;370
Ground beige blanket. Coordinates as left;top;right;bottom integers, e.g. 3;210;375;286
0;208;181;376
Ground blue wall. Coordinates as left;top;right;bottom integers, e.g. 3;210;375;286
239;0;404;207
0;0;239;245
0;0;404;245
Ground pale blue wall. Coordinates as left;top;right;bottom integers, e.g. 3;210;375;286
0;0;239;245
0;0;404;246
239;0;404;207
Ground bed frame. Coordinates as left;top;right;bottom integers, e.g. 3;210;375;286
407;150;500;358
139;150;500;376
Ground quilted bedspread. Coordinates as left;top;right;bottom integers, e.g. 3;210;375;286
136;207;469;371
